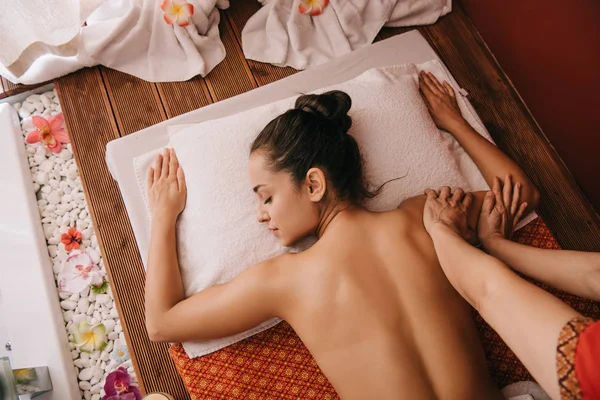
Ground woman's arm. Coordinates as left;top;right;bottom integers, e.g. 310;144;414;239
422;188;580;400
419;71;540;212
144;149;287;343
478;177;600;302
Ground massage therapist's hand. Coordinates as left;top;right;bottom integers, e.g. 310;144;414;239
423;187;475;243
419;70;465;133
478;174;528;247
148;148;187;223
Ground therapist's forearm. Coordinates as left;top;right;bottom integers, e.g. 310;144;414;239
145;216;185;327
484;237;600;302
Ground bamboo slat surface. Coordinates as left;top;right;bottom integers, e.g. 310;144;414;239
53;1;600;398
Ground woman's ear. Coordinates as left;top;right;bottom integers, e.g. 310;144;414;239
305;168;327;202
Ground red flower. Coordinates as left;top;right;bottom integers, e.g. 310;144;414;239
61;227;82;251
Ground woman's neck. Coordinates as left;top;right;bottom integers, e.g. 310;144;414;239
315;201;356;239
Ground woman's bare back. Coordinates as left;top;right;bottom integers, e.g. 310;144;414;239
279;204;503;400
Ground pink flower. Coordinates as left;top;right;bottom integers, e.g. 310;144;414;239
61;227;82;252
298;0;329;16
58;251;103;294
160;0;194;27
25;114;69;153
102;368;141;400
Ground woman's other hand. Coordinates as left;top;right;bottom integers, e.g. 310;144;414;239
423;187;475;243
148;148;187;223
478;174;528;246
419;71;465;132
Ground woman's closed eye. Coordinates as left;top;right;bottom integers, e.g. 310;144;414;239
264;197;272;205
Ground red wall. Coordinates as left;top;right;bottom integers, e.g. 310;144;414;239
459;0;600;212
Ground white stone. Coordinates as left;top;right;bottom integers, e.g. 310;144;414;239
39;159;54;173
84;390;91;400
49;179;59;189
40;94;51;108
92;394;100;400
92;366;103;379
87;247;100;264
53;261;62;274
68;323;78;334
89;292;96;302
77;219;89;231
18;108;31;119
109;308;119;319
105;341;113;353
22;102;36;113
81;286;90;297
48;245;58;258
86;303;95;315
78;298;90;313
35;171;48;185
114;324;122;334
73;314;86;324
63;310;75;322
90;376;100;386
47;191;60;204
13;102;22;111
96;294;110;304
108;332;119;341
73;359;85;368
32;182;40;193
90;352;100;361
90;318;99;325
93;311;101;320
26;94;41;103
33;101;44;112
79;381;92;391
103;320;116;334
56;104;62;113
71;350;79;360
69;293;79;301
59;291;71;300
33;153;45;165
61;150;73;161
91;384;102;395
44;90;55;99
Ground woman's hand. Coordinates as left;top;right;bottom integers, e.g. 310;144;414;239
423;186;475;243
148;148;187;223
419;71;465;133
478;174;528;246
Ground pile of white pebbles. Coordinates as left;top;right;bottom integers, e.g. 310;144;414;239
12;90;137;400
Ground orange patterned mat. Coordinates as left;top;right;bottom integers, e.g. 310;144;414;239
168;218;600;398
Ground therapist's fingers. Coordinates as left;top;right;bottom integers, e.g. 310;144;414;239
514;202;528;227
148;167;154;188
439;186;451;202
502;174;512;210
481;191;495;216
493;177;505;213
169;148;178;179
424;188;438;201
421;71;443;97
162;148;170;177
154;153;162;181
419;74;436;100
462;192;474;213
451;188;465;204
511;182;522;216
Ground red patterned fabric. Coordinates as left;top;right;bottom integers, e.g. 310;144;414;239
169;217;600;398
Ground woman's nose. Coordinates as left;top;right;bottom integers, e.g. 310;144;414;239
256;207;269;223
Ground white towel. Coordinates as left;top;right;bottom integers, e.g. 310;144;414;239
0;0;103;77
0;0;229;85
241;0;451;70
133;59;520;358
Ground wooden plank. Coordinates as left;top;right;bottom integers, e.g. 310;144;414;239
412;5;600;251
204;10;257;101
100;68;167;135
54;68;191;400
155;75;213;118
224;1;298;86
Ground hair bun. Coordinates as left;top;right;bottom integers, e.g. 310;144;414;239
295;90;352;133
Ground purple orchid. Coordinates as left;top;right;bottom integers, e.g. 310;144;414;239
102;368;141;400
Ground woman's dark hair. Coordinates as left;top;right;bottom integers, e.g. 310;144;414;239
250;90;380;206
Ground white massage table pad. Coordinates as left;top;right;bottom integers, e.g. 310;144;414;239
105;31;483;265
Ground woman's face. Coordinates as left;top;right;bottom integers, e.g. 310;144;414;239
249;152;319;247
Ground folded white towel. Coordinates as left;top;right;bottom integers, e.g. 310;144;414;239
0;0;229;85
133;59;508;358
242;0;451;70
0;0;103;77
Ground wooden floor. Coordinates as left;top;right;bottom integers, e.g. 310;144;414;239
52;1;600;398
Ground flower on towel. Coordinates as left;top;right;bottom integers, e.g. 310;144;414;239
61;227;82;251
102;367;141;400
25;114;69;153
73;321;108;353
110;338;130;364
161;0;194;27
298;0;329;16
58;251;103;293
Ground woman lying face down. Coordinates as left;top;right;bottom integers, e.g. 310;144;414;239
144;72;539;400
